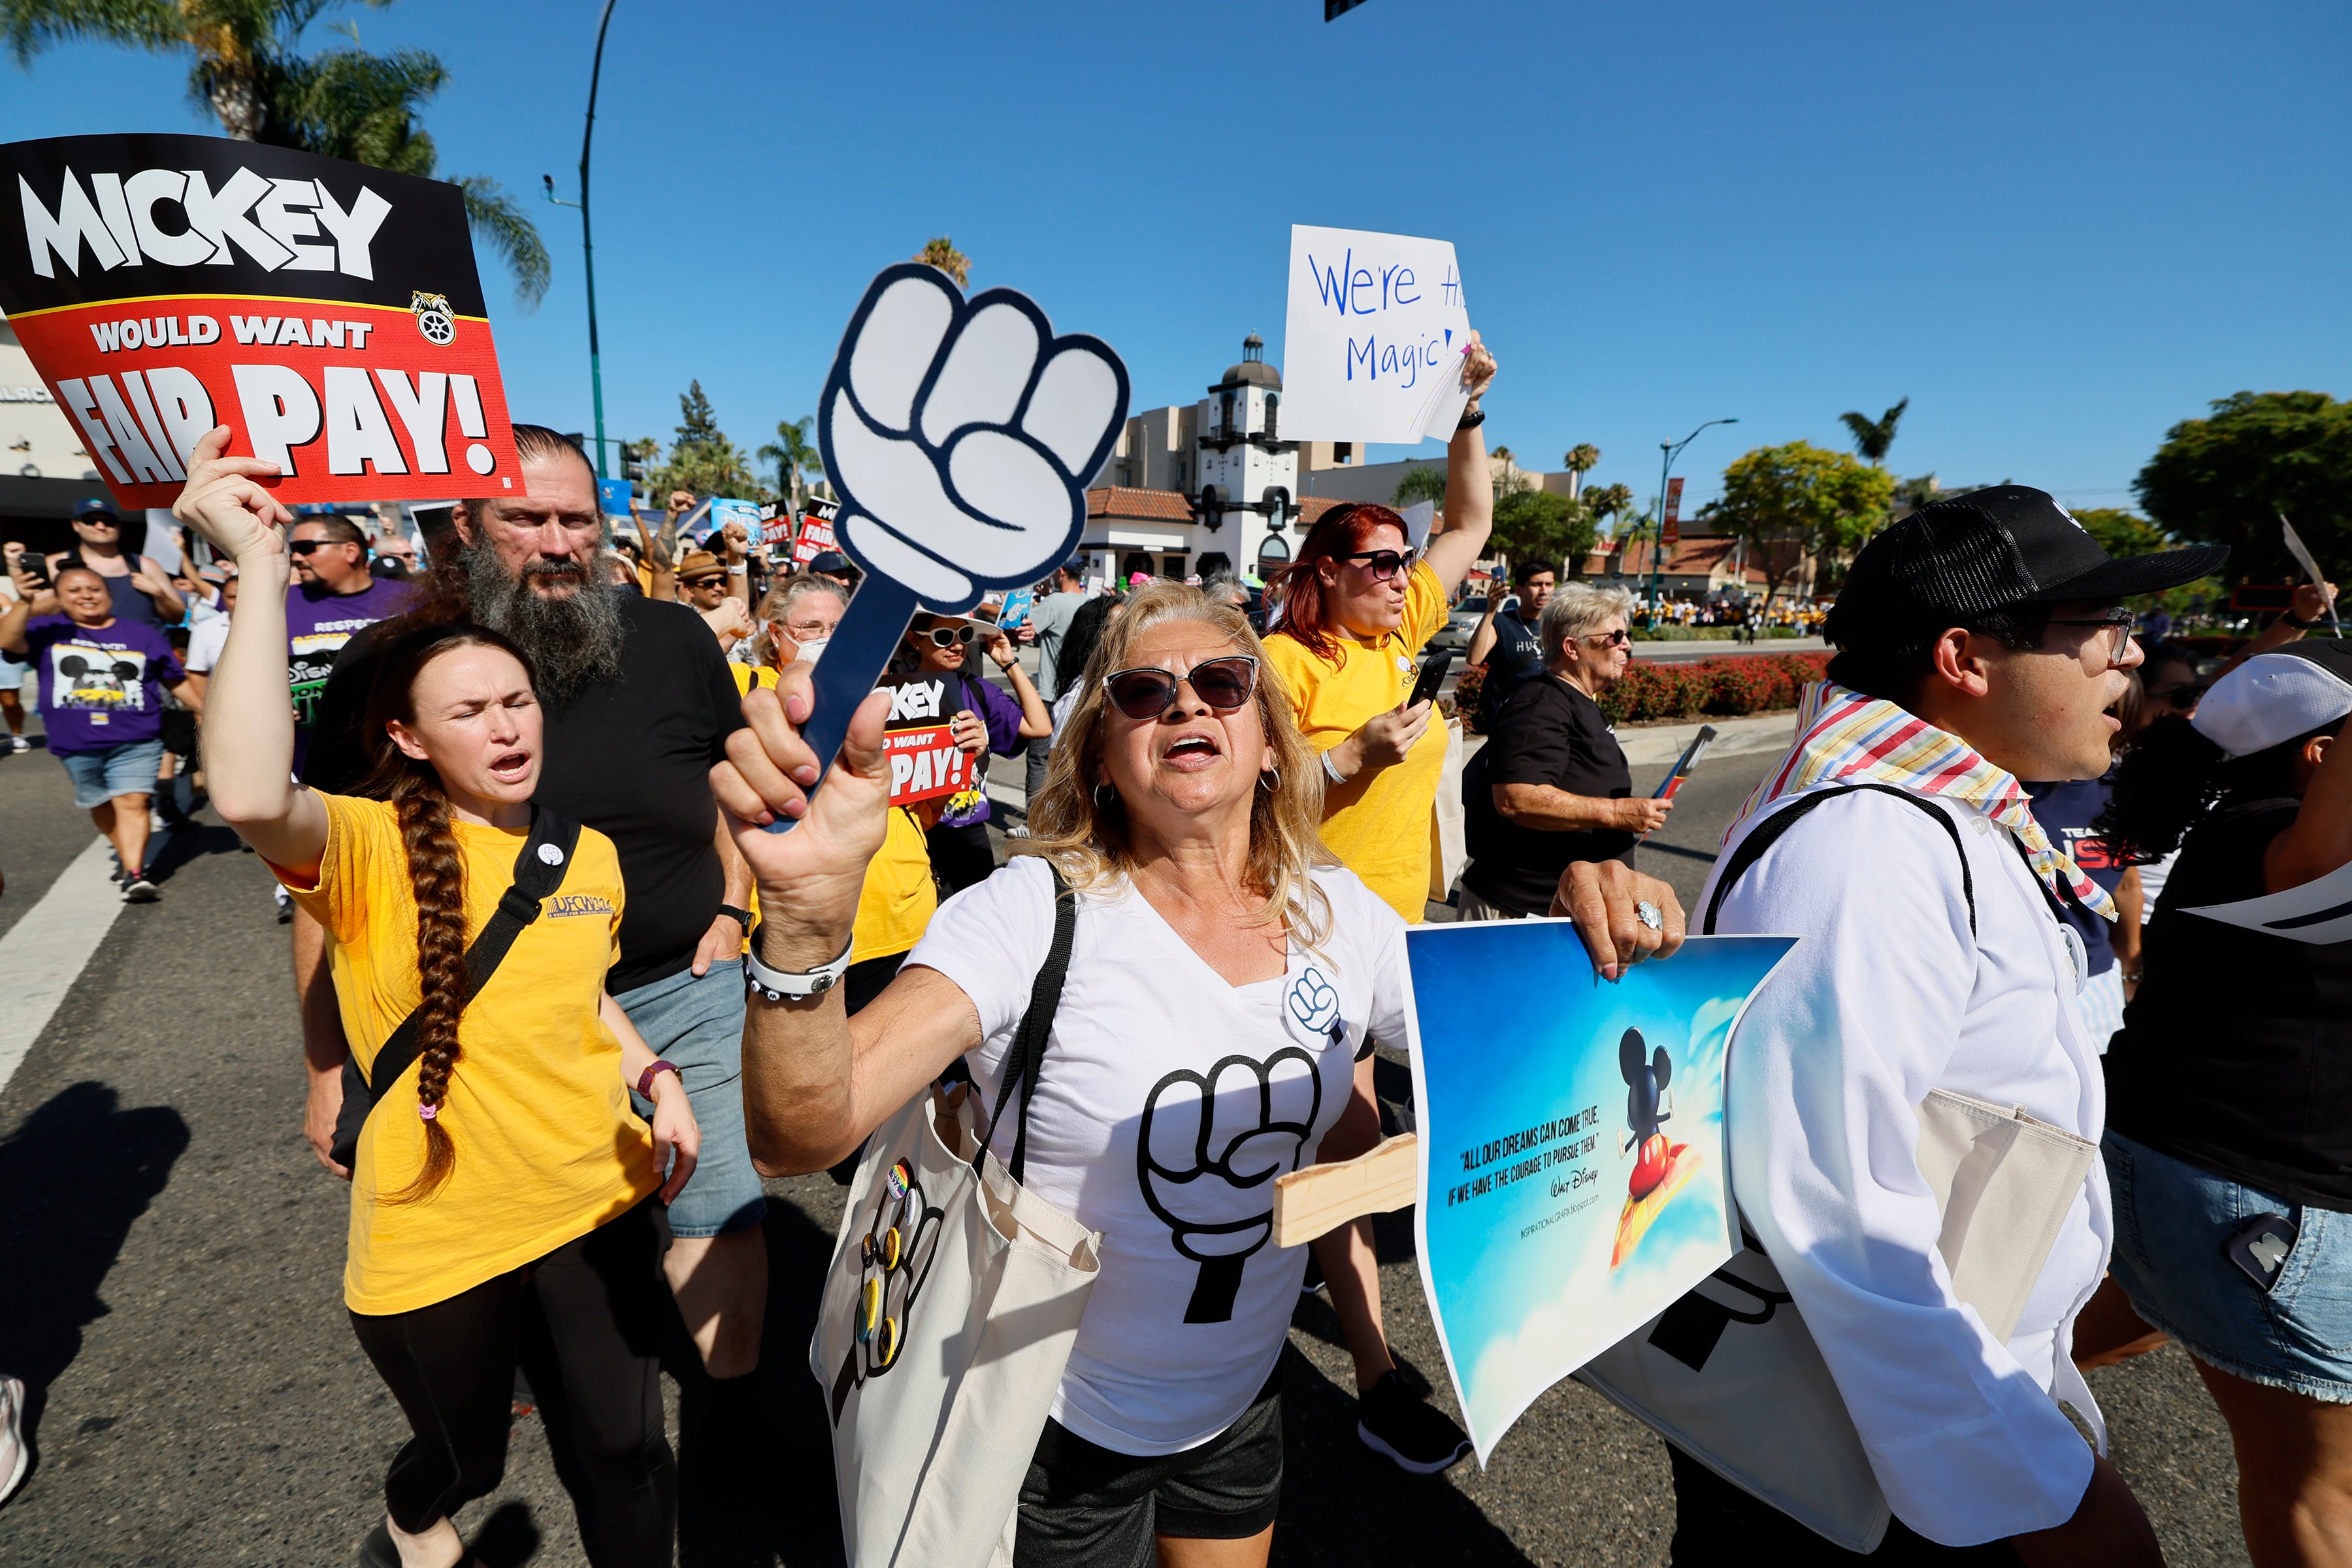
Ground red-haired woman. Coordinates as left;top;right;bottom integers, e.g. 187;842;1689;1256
1258;335;1496;1477
174;428;697;1568
1262;335;1498;924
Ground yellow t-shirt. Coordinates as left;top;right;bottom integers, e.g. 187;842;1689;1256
728;662;937;963
279;794;659;1315
855;806;938;962
1263;560;1451;923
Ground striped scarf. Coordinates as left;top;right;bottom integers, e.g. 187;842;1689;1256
1730;681;2116;921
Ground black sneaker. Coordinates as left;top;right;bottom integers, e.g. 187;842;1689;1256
122;875;158;904
1356;1369;1471;1475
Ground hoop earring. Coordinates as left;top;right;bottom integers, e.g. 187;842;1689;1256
1259;766;1280;791
1092;782;1120;813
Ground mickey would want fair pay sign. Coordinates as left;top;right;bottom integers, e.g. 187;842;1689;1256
0;133;520;508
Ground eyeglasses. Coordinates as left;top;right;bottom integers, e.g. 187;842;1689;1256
1103;656;1260;720
783;619;835;638
287;539;331;555
1590;628;1632;647
2046;610;2138;666
681;575;726;590
1337;548;1418;581
2147;679;2210;710
76;517;118;529
923;624;977;648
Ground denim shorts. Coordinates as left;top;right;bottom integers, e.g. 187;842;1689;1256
617;960;762;1239
2105;1130;2352;1403
57;738;165;809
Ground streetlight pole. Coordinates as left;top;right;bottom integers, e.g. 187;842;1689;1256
544;0;618;480
1648;417;1739;618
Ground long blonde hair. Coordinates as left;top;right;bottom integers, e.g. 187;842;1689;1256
1021;583;1335;945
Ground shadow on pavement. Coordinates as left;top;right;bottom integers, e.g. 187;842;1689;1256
0;1081;189;1460
470;1499;544;1567
144;819;249;885
1273;1343;1538;1567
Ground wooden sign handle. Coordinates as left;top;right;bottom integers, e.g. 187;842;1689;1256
1273;1134;1419;1249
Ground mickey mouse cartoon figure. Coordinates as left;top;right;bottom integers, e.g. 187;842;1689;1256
56;653;142;709
1620;1026;1678;1201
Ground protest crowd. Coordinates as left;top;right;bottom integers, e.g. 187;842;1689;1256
3;145;2351;1568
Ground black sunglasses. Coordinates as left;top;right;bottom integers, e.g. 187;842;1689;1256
2149;679;2210;710
287;539;335;555
1103;656;1259;720
1337;547;1418;581
922;624;977;648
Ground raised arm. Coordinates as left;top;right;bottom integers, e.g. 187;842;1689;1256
171;427;326;870
985;626;1053;738
1422;331;1499;596
2265;711;2352;894
709;669;983;1174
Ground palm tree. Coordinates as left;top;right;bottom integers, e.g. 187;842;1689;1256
1839;397;1910;466
1562;442;1600;501
1;0;549;307
759;415;824;512
913;237;970;287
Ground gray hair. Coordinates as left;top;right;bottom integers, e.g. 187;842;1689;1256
1539;583;1636;666
1200;572;1250;608
754;572;850;666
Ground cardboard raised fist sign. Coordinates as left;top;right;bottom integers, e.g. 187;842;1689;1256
780;263;1128;822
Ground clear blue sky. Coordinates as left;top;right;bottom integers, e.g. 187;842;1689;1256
5;0;2346;516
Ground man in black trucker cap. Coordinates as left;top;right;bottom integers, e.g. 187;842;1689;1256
1641;487;2223;1561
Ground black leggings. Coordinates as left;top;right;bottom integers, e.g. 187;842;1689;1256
926;819;998;896
348;1201;676;1566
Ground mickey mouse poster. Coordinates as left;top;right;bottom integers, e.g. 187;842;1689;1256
1400;921;1797;1462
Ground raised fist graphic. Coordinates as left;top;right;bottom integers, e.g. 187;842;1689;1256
772;262;1131;816
1138;1047;1324;1324
821;263;1129;610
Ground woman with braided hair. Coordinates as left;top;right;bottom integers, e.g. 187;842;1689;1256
173;427;696;1568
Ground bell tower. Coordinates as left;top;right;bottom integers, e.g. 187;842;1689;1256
1194;334;1299;579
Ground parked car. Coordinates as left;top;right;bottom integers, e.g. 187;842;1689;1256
1432;594;1495;653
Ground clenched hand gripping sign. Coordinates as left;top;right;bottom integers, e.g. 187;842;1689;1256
0;133;520;508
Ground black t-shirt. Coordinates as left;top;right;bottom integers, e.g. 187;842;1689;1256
1477;606;1545;730
302;594;746;993
1461;676;1636;915
2023;776;2129;976
2107;794;2352;1208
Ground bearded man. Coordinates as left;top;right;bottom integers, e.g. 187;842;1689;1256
298;426;769;1528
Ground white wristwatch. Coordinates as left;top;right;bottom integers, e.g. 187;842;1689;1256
743;927;854;1000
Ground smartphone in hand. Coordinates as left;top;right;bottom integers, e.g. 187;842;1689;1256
1409;649;1454;709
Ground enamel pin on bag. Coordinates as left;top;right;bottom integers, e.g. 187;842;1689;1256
813;866;1102;1568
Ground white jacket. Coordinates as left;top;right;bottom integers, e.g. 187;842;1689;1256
1706;785;2106;1546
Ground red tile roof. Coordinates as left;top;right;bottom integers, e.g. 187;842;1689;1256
1086;486;1194;521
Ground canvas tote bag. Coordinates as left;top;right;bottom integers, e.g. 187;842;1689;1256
1575;785;2100;1552
814;868;1103;1568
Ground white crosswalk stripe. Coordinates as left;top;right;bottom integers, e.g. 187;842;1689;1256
0;835;127;1097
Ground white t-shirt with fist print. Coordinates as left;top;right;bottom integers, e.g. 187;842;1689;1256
908;852;1410;1455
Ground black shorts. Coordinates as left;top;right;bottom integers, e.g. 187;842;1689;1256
1012;1367;1282;1568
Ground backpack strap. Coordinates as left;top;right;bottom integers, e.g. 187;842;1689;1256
1703;784;1976;939
979;863;1078;1185
332;805;585;1166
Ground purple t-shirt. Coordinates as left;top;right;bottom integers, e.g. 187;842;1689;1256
287;576;417;728
24;614;184;754
937;672;1026;828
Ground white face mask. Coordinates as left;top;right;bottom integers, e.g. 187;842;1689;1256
792;636;830;666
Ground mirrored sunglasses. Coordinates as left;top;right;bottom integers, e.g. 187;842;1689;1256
1103;655;1260;720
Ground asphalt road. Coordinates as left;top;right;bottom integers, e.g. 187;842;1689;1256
0;721;2248;1567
